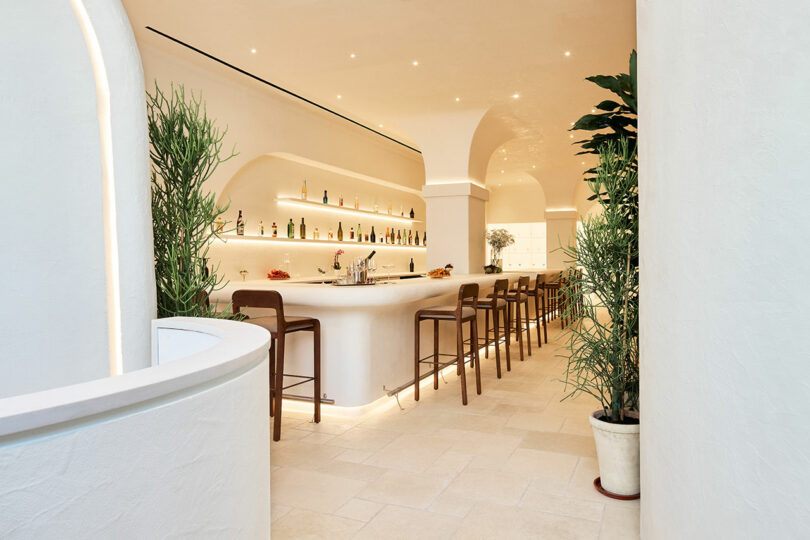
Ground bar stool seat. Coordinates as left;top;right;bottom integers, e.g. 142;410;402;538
419;305;476;320
476;297;507;309
491;291;528;302
247;315;316;334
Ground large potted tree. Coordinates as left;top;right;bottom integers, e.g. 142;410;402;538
559;138;639;498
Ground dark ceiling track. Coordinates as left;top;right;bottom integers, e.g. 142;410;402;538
145;26;421;154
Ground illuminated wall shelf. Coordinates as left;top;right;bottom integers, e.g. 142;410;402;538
217;234;426;250
276;197;422;225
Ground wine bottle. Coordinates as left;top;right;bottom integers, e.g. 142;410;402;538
323;190;328;204
301;179;308;200
300;217;306;239
409;208;415;219
408;230;412;245
385;227;390;244
350;227;354;240
415;230;419;245
272;222;278;237
337;222;343;241
370;226;376;243
357;223;362;242
409;258;414;272
236;210;244;236
423;231;427;246
354;196;359;210
314;227;320;239
396;230;402;244
259;220;264;236
287;219;294;238
387;203;392;215
339;194;344;207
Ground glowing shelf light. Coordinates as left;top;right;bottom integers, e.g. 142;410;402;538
216;234;426;250
276;198;421;224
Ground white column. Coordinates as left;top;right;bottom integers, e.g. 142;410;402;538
422;182;489;274
545;210;577;270
639;1;810;538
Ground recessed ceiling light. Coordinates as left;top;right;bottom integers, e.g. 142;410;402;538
591;109;596;113
503;157;507;161
500;170;505;174
569;134;574;139
581;161;586;165
412;60;419;66
250;48;257;54
498;183;502;186
512;93;520;99
532;165;536;169
518;178;523;182
350;53;356;59
501;149;506;153
337;94;342;99
570;122;575;126
455;97;460;102
378;123;384;128
564;51;571;57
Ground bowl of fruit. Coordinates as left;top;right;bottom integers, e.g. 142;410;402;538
427;264;453;279
267;269;290;280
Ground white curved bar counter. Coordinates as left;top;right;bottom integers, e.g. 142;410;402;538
0;317;271;539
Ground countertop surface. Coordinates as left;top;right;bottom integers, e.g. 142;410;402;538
211;270;559;308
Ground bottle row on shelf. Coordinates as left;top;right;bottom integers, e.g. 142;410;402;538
221;211;426;246
302;179;416;218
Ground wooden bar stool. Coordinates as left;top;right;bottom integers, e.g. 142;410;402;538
232;289;321;442
414;283;481;405
465;278;511;378
505;276;532;361
526;274;547;346
544;272;563;323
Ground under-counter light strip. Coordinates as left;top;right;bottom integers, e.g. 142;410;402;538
71;0;123;377
217;234;425;250
277;198;420;225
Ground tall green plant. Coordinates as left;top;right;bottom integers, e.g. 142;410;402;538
148;83;236;318
559;139;639;423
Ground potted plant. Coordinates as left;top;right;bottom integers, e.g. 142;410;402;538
148;83;236;317
558;138;639;499
485;228;514;273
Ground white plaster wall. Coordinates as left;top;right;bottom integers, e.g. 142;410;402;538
545;211;577;270
211;154;426;279
423;183;489;274
0;1;153;398
0;319;270;538
486;182;547;224
638;1;810;537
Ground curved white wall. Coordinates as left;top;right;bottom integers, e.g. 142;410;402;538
639;1;810;537
0;1;154;398
0;318;270;538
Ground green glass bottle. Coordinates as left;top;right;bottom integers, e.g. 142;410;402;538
287;219;294;238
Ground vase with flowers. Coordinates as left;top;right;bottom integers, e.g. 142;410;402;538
485;228;515;273
333;249;344;276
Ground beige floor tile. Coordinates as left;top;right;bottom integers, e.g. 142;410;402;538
354;504;462;540
292;418;358;435
271;503;292;523
358;469;450;509
328;426;400;451
453;502;601;540
599;502;640;539
520;431;597;457
519;489;604;522
560;415;596;436
506;412;566;433
271;508;364;540
364;432;454;473
312;460;387;483
502;448;579;479
271;467;366;513
424;449;475;477
429;491;477;517
444;468;530;506
333;447;374;463
300;431;335;444
270;440;345;468
334;498;385;522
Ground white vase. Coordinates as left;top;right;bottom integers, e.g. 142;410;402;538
589;410;640;497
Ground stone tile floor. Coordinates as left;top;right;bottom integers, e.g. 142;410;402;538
270;320;639;539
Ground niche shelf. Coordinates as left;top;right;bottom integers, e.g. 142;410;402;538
276;197;422;225
216;234;426;250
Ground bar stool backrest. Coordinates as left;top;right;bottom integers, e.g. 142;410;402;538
534;274;546;292
516;276;530;294
232;289;285;329
457;283;479;314
492;278;509;302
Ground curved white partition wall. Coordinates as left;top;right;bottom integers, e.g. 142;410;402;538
0;318;271;538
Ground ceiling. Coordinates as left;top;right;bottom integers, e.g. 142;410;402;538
123;0;636;205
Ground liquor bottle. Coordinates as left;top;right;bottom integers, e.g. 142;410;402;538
259;220;265;236
396;230;402;245
374;203;379;213
370;226;376;243
236;210;245;236
272;222;278;237
365;234;369;242
387;203;392;215
301;179;308;200
339;194;344;207
384;227;389;244
409;208;415;219
287;219;294;238
409;258;415;272
357;224;362;242
400;204;404;216
215;216;224;232
390;228;395;244
354;196;359;210
337;222;343;241
415;230;419;245
314;227;320;239
323;190;328;204
328;228;333;239
300;217;306;239
422;231;427;246
408;230;412;245
349;227;354;240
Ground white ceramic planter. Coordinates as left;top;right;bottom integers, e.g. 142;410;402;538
589;410;640;497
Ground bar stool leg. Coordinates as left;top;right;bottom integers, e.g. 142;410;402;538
413;316;421;401
534;295;542;347
433;319;439;390
504;306;512;372
493;307;502;379
471;319;482;395
456;319;468;405
269;338;276;417
484;310;490;359
312;321;321;424
542;290;548;344
272;334;285;442
516;301;524;362
524;298;532;356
